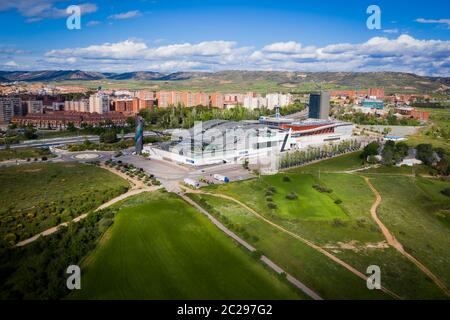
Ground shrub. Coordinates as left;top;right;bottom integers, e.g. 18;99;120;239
251;250;263;260
441;188;450;197
356;218;366;228
265;191;273;197
334;199;342;204
100;218;114;228
312;184;333;193
3;233;16;245
286;192;298;200
267;202;277;209
266;197;273;202
267;186;277;193
282;176;291;182
331;218;346;227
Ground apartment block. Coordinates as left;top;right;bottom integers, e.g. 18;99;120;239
89;93;110;114
0;97;22;123
65;99;90;113
23;100;44;114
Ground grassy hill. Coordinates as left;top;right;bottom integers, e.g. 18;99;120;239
2;70;448;94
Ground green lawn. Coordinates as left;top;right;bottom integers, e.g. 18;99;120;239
287;151;366;174
189;193;390;299
72;192;305;300
0;147;54;162
0;162;129;246
204;173;379;244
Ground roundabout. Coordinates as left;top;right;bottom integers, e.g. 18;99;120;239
72;153;103;160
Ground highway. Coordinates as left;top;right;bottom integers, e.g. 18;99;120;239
0;131;159;150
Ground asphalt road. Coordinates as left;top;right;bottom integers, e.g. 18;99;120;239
0;131;158;150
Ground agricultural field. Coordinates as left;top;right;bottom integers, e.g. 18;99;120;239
72;192;304;300
48;79;350;94
191;152;450;299
0;162;129;246
0;147;54;162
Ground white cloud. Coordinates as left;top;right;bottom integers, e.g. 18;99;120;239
147;61;204;72
383;28;399;34
262;41;303;53
34;35;450;75
0;1;97;21
4;60;19;67
416;18;450;29
108;10;141;20
86;20;100;27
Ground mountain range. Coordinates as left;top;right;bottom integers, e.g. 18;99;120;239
0;70;449;93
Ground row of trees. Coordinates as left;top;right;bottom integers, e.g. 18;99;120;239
139;103;306;129
360;140;449;175
279;139;362;169
334;108;421;126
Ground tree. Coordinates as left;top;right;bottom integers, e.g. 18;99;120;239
416;144;434;166
24;125;37;139
361;141;380;161
99;130;118;144
66;122;76;132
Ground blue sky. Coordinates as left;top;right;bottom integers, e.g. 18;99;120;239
0;0;449;75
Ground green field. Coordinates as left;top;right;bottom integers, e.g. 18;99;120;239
0;147;54;162
370;175;450;289
189;193;389;300
72;192;305;300
0;162;129;246
193;153;450;299
292;151;366;173
406;108;450;152
49;79;348;94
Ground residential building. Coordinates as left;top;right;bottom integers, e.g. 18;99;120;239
89;93;110;114
23;100;43;114
266;93;293;109
368;88;385;99
65;99;90;113
0;97;22;123
210;93;225;109
394;106;429;121
12;111;126;129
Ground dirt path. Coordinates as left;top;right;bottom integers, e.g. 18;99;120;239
16;165;159;247
363;176;450;297
183;186;401;299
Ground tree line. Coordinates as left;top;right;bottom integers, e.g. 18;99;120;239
279;139;362;169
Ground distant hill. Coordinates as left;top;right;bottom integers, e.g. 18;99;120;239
108;71;164;80
0;70;104;82
0;70;448;93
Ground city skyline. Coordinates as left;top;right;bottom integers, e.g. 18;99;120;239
0;0;449;75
